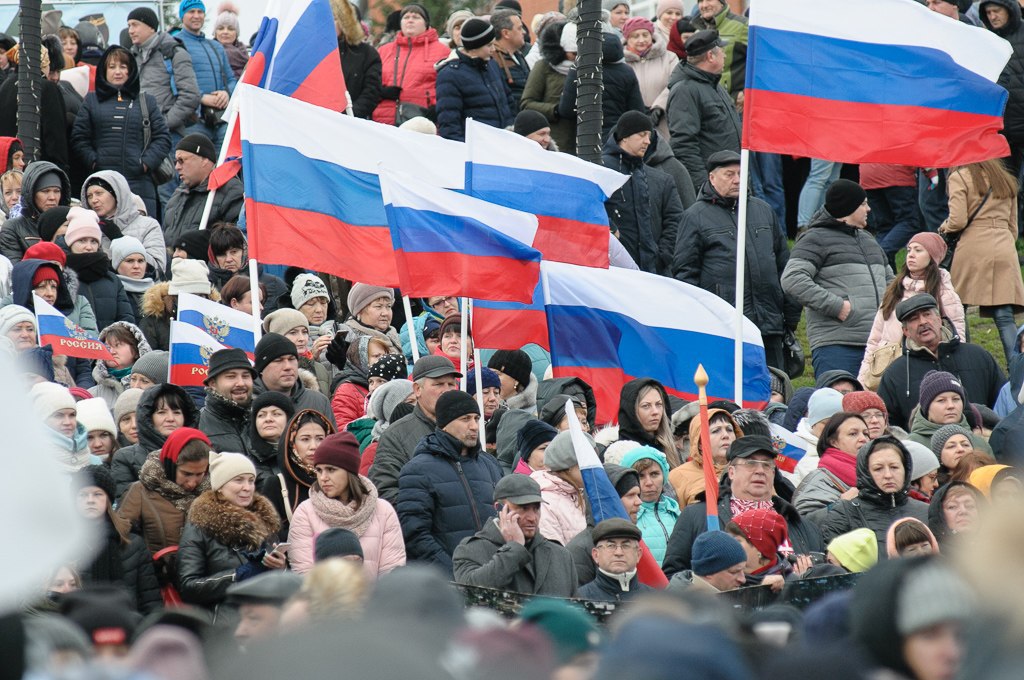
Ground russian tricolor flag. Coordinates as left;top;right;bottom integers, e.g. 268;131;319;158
744;0;1012;166
465;120;628;269
380;170;542;303
209;0;348;190
473;281;549;351
769;423;807;474
565;402;667;588
177;293;257;359
169;321;228;387
238;86;466;286
541;263;770;425
33;295;113;361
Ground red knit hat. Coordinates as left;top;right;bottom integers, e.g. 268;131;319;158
160;427;211;463
312;431;361;475
31;264;59;288
731;508;788;563
842;391;888;417
25;242;67;267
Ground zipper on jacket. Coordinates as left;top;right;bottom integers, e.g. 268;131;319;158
455;460;482;530
653;501;670;542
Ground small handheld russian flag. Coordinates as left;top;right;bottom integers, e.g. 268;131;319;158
169;321;228;387
33;294;112;361
177;292;257;359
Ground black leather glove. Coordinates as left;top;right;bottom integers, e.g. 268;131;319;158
325;333;350;371
381;85;402;100
98;218;123;241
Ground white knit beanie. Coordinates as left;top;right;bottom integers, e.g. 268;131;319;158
0;304;35;336
31;382;76;420
168;259;212;295
209;450;257;491
290;273;330;310
76;397;117;436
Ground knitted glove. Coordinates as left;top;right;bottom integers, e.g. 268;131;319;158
380;85;402;100
325;334;350;371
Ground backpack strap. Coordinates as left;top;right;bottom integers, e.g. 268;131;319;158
158;41;180;97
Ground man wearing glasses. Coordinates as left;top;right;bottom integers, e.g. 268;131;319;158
662;435;824;577
577;519;652;602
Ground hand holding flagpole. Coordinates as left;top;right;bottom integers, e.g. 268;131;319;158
695;364;720;531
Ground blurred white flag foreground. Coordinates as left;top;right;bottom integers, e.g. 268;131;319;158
0;353;92;612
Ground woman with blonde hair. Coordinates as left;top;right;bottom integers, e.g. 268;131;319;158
940;158;1024;363
615;378;681;468
669;408;742;506
301;558;370;622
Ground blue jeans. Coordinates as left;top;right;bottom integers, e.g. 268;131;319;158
750;151;786;233
917;169;948;232
797;159;841;226
811;344;866;378
987;305;1018;365
868;186;923;266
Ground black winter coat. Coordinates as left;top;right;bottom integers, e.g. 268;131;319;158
79;527;162;614
602;131;682;275
666;62;741;194
70;46;171;217
162;176;244;249
493;48;531;103
340;39;383;119
199;389;252;457
0;161;71;262
559;33;645;140
673;181;800;336
436;51;517;141
0;73;69;174
662;484;823;577
64;261;135;331
110;383;201;498
396;430;503;575
983;0;1024;145
577;570;651;602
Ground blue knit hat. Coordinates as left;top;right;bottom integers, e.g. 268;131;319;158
179;0;206;19
691;531;747;577
466;365;501;396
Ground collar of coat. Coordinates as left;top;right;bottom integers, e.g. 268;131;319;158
186;490;281;551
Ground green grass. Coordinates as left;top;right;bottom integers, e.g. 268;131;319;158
789;244;1017;389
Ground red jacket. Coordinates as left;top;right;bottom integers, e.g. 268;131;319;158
373;28;450;125
332;382;369;430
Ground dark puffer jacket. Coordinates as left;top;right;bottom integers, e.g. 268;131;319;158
199;388;253;457
79;521;162;614
602;129;682;275
816;437;930;556
63;254;135;331
781;210;892;351
70;46;171;216
110;383;201;498
341;40;383;119
0;161;71;262
396;430;503;575
558;32;646;140
436;50;517;141
982;0;1024;144
673;181;800;337
666;61;741;194
369;404;437;505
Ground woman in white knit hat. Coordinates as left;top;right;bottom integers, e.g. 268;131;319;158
31;381;96;472
177;450;285;626
76;396;119;463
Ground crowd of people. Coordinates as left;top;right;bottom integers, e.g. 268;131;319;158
3;0;1024;678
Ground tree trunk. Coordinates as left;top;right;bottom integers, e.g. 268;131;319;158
573;0;603;164
17;0;42;162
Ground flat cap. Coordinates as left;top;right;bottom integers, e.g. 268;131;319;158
226;570;303;605
494;474;544;505
592;518;642;543
895;293;939;323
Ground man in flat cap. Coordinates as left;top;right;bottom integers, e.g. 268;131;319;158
666;30;741;194
673;150;799;371
453;474;577;596
227;571;303;650
577;518;652;602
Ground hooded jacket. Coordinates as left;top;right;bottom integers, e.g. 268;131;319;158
88;321;152;407
666;60;741;194
877;325;1006;430
817;437;930;556
452;515;577;596
602;128;683;275
80;170;166;272
927;480;985;547
616;378;677;461
110;383;201;499
645;129;696;210
558;33;646;140
669;408;740;506
781;209;893;352
131;31;201;133
435;49;517;141
982;0;1024;144
674;181;799;336
621;447;679;565
531;468;589;546
396;429;503;574
70;46;171;216
0;70;69;174
904;407;991;453
0;162;71;262
373;27;452;125
536;377;597;428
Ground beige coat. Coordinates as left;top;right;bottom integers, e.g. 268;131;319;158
624;36;678;139
941;167;1024;311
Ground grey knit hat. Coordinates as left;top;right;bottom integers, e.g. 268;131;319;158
131;350;169;385
542;430;595;472
930;424;974;459
896;561;974;636
113;387;144;424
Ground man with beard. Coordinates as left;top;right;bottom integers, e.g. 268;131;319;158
199;348;256;455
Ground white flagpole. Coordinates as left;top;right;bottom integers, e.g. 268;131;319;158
734;148;750;405
197;93;241;232
403;295;420;363
459;297;469;391
248;258;263;341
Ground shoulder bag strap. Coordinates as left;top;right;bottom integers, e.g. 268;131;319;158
139;94;151;150
277;473;293;522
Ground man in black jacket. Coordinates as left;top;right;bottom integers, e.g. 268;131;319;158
981;0;1024;175
672;150;800;370
662;436;823;577
878;294;1006;429
200;348;256;456
577;519;651;602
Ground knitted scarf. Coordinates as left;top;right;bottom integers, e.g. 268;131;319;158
308;477;378;537
818;448;858;488
729;497;774;516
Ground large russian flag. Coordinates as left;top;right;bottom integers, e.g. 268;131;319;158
169;321;228;387
465;120;627;269
744;0;1012;166
209;0;347;190
542;263;770;425
237;86;466;286
380;170;542;303
34;295;112;361
177;293;257;359
472;281;549;351
565;402;667;588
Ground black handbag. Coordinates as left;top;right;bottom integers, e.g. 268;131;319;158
782;328;805;379
940;173;991;270
392;44;433;125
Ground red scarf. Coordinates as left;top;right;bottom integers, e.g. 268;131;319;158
817;448;858;487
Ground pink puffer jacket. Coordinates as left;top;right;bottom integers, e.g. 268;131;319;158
531;469;587;547
288;495;406;579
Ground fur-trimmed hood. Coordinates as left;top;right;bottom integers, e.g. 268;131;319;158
141;281;220;319
330;0;365;46
186;489;280;551
538;19;568;65
92;321;153;389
